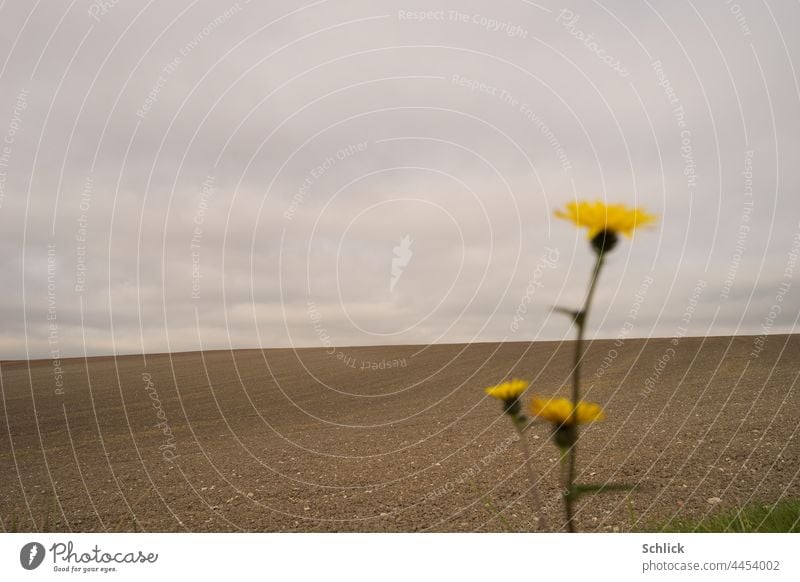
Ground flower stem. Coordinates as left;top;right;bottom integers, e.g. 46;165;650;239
513;418;548;532
564;250;605;532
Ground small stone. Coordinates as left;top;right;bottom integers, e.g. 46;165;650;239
707;497;722;505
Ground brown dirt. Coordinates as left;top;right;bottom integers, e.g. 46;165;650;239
1;334;798;532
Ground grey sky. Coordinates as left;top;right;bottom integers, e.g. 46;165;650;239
0;0;798;359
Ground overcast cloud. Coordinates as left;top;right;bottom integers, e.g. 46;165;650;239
0;0;798;359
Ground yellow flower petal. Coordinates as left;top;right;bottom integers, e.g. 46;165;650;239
574;400;605;423
484;379;529;402
555;200;656;239
529;396;605;425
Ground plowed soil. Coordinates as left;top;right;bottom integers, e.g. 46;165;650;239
1;335;798;532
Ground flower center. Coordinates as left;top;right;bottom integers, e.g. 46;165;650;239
591;229;619;255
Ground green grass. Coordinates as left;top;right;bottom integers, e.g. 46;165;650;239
653;500;800;533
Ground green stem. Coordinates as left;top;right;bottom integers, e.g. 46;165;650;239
513;418;549;532
564;250;605;533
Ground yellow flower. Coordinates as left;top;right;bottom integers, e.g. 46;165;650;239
485;379;529;402
529;396;605;425
555;200;656;240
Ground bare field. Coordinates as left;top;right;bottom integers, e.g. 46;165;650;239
1;335;798;532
